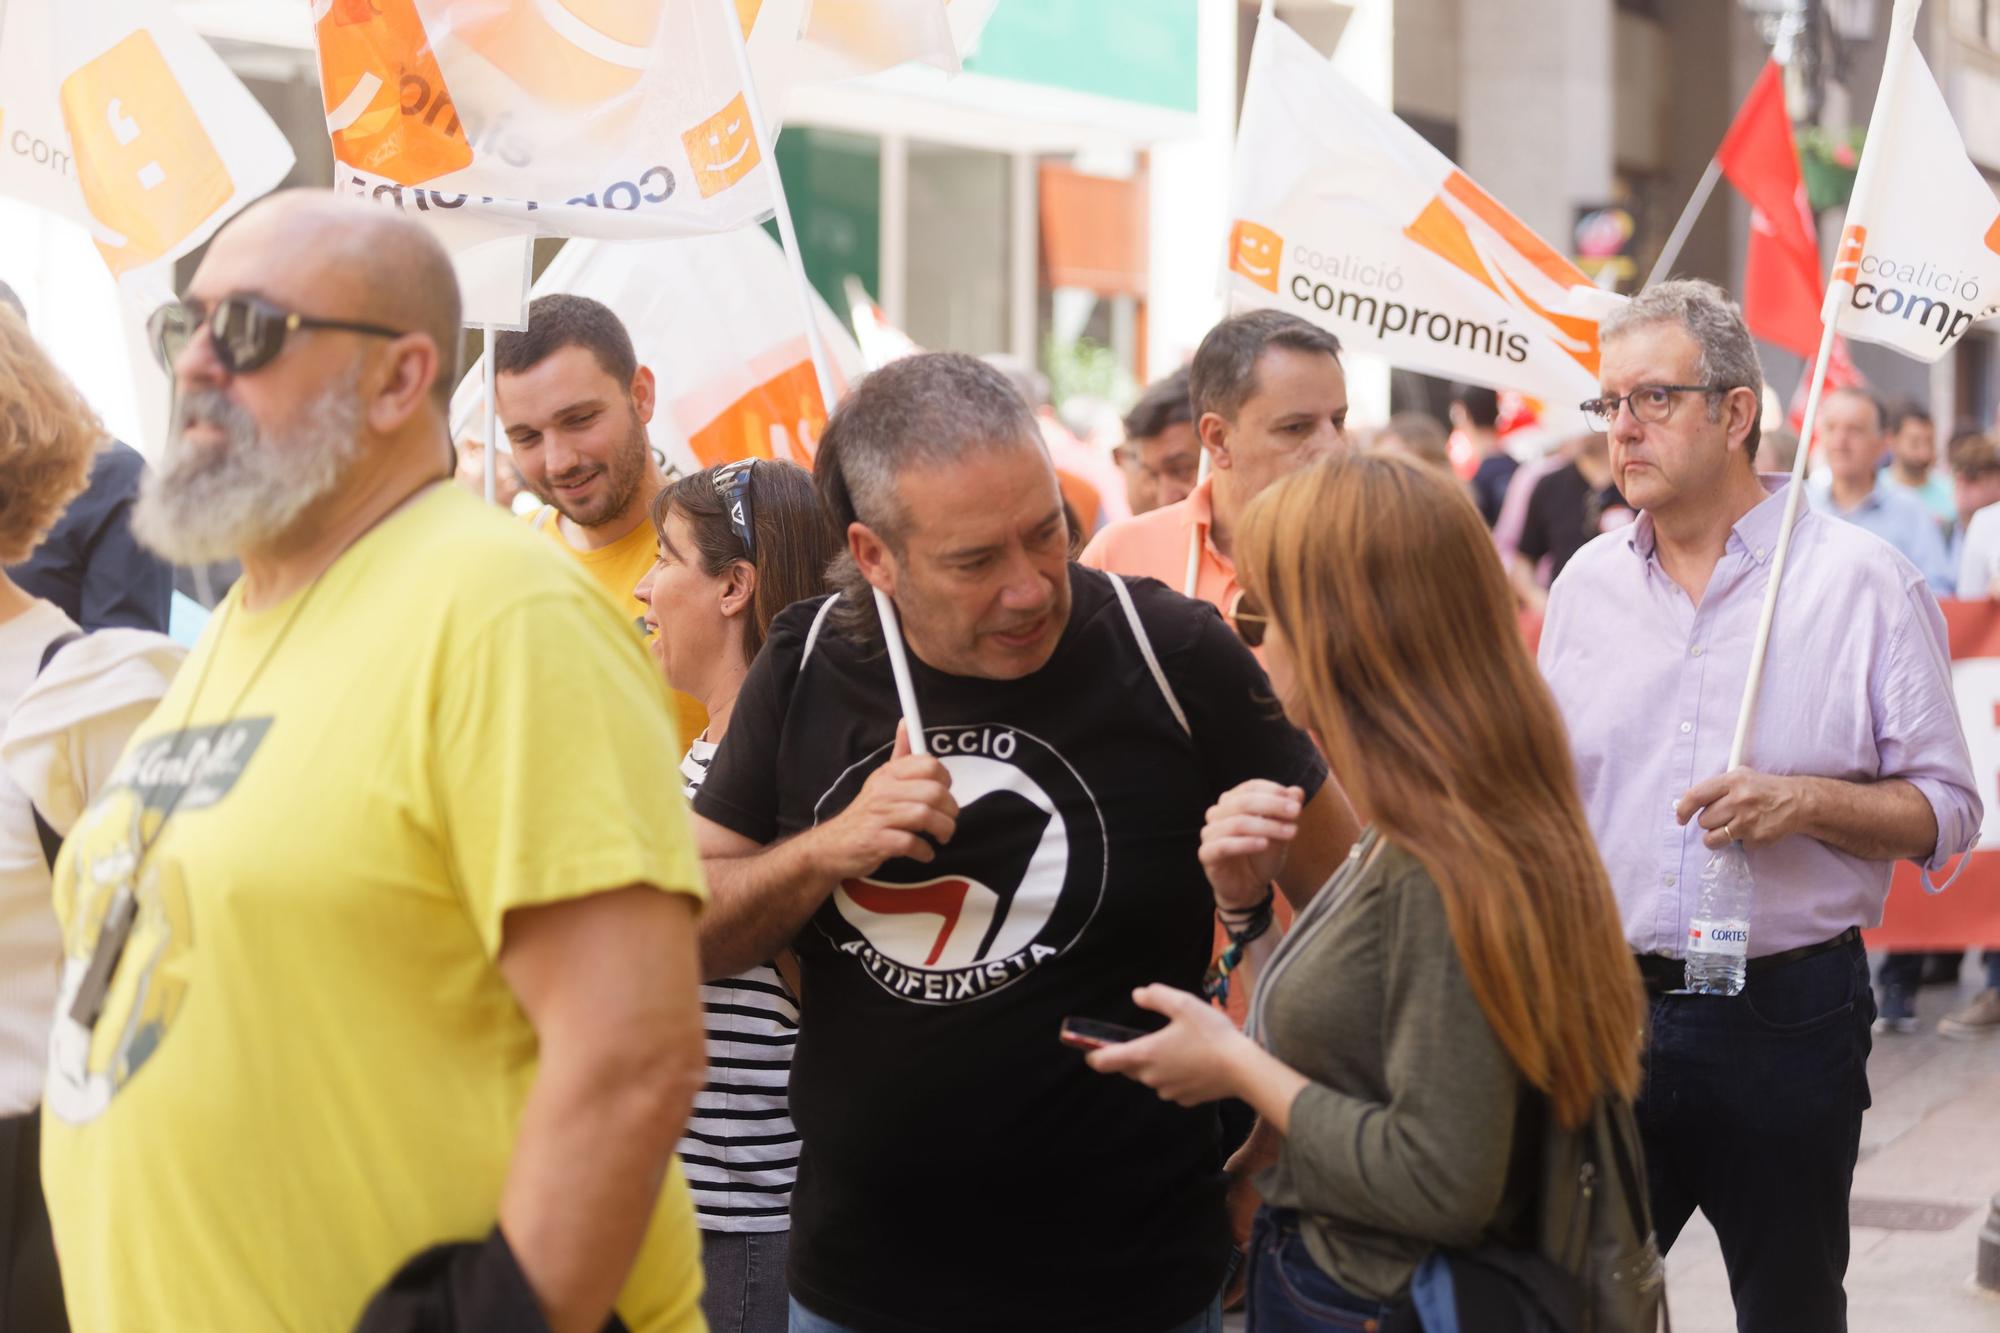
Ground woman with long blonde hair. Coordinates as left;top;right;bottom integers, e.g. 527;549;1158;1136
1091;452;1644;1328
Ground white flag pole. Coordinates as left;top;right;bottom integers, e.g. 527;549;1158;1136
1182;0;1274;601
1642;158;1722;291
482;325;499;504
1724;0;1919;771
719;0;930;753
1182;450;1211;598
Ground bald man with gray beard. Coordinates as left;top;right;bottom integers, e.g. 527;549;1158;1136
41;192;711;1333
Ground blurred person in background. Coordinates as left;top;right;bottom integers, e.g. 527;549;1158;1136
0;305;183;1331
1808;388;1955;598
454;428;526;511
1115;366;1201;516
1090;454;1646;1327
1509;431;1633;613
635;459;839;1333
983;353;1130;536
1369;411;1452;474
1947;431;2000;586
0;281;172;634
1454;384;1514;525
1880;400;1953;532
1761;426;1800;476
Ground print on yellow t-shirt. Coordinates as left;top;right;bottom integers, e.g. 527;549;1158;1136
40;487;706;1332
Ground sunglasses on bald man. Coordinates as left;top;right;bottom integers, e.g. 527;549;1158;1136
147;294;408;376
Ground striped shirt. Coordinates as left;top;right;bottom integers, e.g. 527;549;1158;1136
679;738;799;1232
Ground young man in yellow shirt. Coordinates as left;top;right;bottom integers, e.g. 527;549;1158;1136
495;295;707;744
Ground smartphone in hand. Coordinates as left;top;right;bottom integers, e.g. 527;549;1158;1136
1058;1016;1147;1051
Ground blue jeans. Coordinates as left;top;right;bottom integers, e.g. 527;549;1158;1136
1639;934;1873;1332
787;1294;1224;1333
1246;1208;1395;1332
701;1229;790;1333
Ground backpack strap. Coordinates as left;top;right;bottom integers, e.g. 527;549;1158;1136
29;630;83;872
530;506;556;533
1101;571;1190;737
800;594;840;667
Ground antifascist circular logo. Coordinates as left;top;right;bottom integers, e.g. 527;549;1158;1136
812;723;1106;1005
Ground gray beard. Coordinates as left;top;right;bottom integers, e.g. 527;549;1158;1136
133;372;363;566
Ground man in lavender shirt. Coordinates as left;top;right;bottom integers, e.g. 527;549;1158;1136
1539;280;1980;1333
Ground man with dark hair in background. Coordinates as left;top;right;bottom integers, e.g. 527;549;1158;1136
1081;310;1348;614
0;279;172;632
1455;383;1514;526
1881;399;1953;531
494;293;705;744
1115;366;1201;515
690;350;1355;1333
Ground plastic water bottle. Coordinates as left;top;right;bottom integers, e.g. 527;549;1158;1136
1685;843;1753;995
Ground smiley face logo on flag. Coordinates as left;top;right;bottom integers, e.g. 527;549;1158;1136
683;93;761;199
1230;220;1283;294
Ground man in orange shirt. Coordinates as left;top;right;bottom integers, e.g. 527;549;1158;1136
1082;310;1349;1020
1081;309;1348;624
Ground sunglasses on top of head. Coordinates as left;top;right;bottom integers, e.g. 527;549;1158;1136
712;459;756;557
147;294;408;377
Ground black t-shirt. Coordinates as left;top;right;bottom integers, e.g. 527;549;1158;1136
7;441;172;632
696;566;1328;1333
1516;460;1632;581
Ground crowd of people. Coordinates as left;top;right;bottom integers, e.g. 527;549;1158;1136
0;189;1986;1333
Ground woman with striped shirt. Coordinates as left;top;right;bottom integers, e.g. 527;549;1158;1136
635;459;839;1333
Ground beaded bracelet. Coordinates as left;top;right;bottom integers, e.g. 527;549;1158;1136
1203;886;1276;1005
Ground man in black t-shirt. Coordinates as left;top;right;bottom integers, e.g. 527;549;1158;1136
692;353;1355;1333
1512;433;1631;612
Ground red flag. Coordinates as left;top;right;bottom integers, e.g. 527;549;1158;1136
1716;61;1826;360
1788;332;1866;432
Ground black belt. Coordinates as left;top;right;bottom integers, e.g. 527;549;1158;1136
1634;926;1861;996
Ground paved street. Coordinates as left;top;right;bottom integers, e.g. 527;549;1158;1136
1666;962;2000;1332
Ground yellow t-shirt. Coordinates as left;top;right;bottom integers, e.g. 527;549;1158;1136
530;506;709;747
41;485;707;1333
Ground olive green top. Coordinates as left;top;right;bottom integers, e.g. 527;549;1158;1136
1250;828;1537;1302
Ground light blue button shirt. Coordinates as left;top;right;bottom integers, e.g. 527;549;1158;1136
1809;478;1957;597
1539;477;1981;958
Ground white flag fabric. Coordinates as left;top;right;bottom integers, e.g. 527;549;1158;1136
749;0;960;108
1226;17;1619;417
0;0;294;291
845;277;925;370
452;229;864;471
315;0;778;255
1827;9;2000;362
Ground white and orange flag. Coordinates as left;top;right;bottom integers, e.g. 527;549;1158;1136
314;0;998;325
452;229;865;471
1824;0;2000;362
315;1;774;246
751;0;992;110
1226;15;1619;420
0;0;293;292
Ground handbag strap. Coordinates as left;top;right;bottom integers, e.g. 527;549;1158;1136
28;631;83;872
